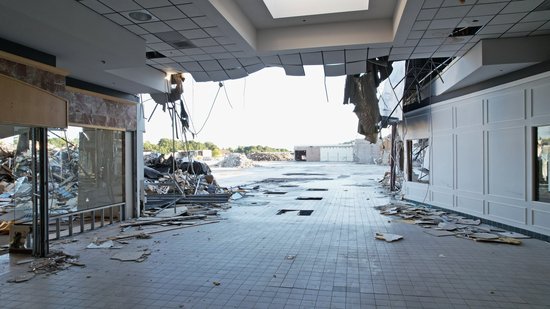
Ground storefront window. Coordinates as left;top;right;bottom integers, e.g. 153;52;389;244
535;126;550;202
48;127;124;215
407;138;430;184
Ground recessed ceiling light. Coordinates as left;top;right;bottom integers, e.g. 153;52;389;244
263;0;369;19
128;10;153;22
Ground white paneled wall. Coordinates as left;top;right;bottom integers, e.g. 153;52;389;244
403;71;550;236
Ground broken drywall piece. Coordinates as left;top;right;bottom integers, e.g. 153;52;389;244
437;222;458;231
469;233;500;240
496;231;530;239
111;250;150;262
424;230;455;237
86;240;114;249
457;218;481;225
475;237;522;245
375;232;403;242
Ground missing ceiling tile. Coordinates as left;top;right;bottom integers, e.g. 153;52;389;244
146;51;166;59
448;26;482;37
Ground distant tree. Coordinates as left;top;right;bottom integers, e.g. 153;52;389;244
143;141;159;152
232;145;289;154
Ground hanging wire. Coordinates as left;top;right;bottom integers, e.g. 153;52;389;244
221;81;233;109
186;84;223;136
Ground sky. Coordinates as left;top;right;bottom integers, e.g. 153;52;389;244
142;65;362;150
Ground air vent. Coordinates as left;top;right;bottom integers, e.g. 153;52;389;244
146;51;166;59
448;26;482;37
155;31;197;50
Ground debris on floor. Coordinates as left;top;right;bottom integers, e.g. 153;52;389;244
276;209;299;215
86;239;114;249
7;250;84;283
215;153;254;168
375;232;403;242
375;202;527;245
296;197;323;200
246;152;292;161
298;210;314;216
111;249;151;262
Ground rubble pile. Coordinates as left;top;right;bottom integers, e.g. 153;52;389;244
7;251;84;283
376;202;527;244
144;153;211;174
247;152;293;161
216;153;254;168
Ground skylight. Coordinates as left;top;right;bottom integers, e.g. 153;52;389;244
263;0;369;19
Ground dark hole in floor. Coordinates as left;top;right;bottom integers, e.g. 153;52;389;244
296;197;323;200
299;210;314;216
265;191;287;195
307;188;328;191
279;184;299;188
276;209;299;215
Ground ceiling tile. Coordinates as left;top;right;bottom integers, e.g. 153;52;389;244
124;25;148;35
210;53;235;59
323;51;345;64
104;13;132;25
442;0;476;6
346;61;367;75
388;54;411;61
81;0;113;14
391;47;414;54
260;55;282;65
214;37;233;45
199;60;223;71
153;57;177;64
279;54;302;65
192;16;215;28
166;18;198;30
522;10;550;22
202;45;227;53
501;0;545;14
403;39;420;46
408;31;425;39
179;29;209;39
147;42;174;51
423;29;453;38
244;63;265;74
368;48;391;58
180;61;203;72
191;38;218;47
170;0;194;5
531;29;550;36
177;4;204;17
164;50;185;57
140;22;173;33
324;64;345;76
540;21;550;30
413;21;431;31
429;18;461;29
238;57;262;66
226;68;248;79
171;56;194;62
423;0;443;9
458;15;493;27
190;71;211;82
181;48;204;55
149;6;187;20
300;52;323;65
501;31;531;38
225;43;244;51
283;65;305;76
489;13;527;25
346;49;367;62
478;24;513;34
417;8;438;20
219;58;242;69
435;6;472;19
414;45;438;53
508;21;546;32
141;34;162;43
467;3;507;16
432;50;459;58
419;37;446;46
204;27;224;37
191;54;213;61
135;0;172;8
99;0;140;11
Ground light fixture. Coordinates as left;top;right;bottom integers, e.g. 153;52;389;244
263;0;369;19
128;10;153;22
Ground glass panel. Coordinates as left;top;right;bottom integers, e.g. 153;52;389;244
535;126;550;202
408;138;429;184
48;127;124;214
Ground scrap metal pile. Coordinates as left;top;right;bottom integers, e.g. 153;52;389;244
376;201;529;245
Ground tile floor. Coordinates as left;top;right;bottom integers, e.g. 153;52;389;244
1;162;550;308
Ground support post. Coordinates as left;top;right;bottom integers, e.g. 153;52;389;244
390;123;397;192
